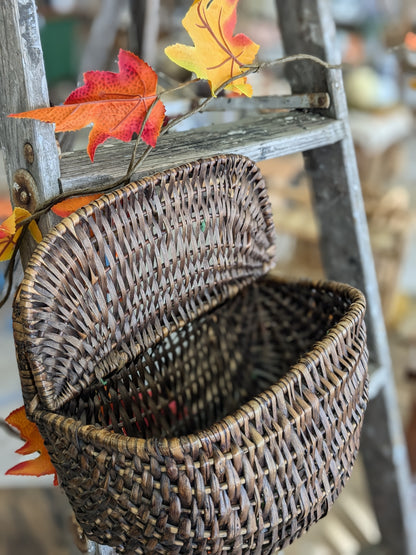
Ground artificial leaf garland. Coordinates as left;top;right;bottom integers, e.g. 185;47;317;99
9;0;259;169
165;0;259;96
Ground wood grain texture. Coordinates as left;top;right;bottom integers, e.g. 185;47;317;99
0;0;60;263
202;92;330;111
59;111;345;192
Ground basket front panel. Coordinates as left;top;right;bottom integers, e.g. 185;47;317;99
34;278;368;554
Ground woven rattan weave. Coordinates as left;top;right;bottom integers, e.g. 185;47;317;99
13;155;368;554
14;155;276;412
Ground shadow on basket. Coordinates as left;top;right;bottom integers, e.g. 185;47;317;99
12;155;369;554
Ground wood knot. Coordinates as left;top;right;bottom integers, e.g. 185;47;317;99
23;142;35;164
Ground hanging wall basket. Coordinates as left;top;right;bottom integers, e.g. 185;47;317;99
13;155;368;554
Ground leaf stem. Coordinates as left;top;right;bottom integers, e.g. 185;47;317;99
126;95;161;176
159;78;201;97
241;53;340;71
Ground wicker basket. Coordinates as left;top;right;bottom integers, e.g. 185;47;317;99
13;155;368;554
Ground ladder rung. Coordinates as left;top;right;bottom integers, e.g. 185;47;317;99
186;92;331;112
59;111;345;193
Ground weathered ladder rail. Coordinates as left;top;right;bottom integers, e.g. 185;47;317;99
0;1;414;554
274;2;415;554
0;0;61;265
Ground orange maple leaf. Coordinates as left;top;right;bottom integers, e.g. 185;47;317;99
52;193;103;217
0;207;42;261
5;406;58;485
165;0;259;97
9;49;166;161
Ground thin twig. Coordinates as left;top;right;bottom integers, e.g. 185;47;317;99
127;95;215;177
126;96;161;175
241;53;340;71
125;79;202;177
159;77;201;96
126;136;142;177
127;53;340;176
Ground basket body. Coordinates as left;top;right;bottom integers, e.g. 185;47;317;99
13;155;368;554
30;278;368;555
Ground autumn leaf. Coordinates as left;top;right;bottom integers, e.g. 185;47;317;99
0;207;42;261
165;0;259;96
52;193;103;217
9;49;166;161
5;406;58;485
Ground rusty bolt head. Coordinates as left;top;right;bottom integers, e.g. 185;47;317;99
23;143;35;164
12;169;38;213
18;188;29;204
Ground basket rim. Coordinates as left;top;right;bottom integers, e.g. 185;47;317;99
32;275;366;457
21;154;274;281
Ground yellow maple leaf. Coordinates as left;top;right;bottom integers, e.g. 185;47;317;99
165;0;259;96
5;406;58;485
0;207;42;261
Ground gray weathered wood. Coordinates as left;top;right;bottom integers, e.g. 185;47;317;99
59;111;345;193
79;0;129;74
0;0;60;263
164;92;330;116
129;0;160;67
275;1;416;554
202;92;330;111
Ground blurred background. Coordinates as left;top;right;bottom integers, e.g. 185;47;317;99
1;0;416;553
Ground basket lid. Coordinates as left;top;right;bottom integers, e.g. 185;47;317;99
13;155;276;412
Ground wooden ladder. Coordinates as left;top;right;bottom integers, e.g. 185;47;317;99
0;1;415;554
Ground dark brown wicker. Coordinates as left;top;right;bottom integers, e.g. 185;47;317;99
14;155;276;412
13;155;368;554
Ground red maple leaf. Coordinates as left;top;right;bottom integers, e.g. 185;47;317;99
9;49;166;161
5;406;58;485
